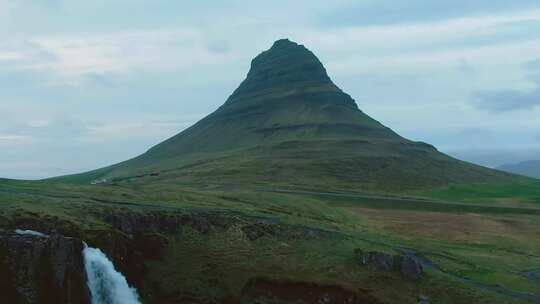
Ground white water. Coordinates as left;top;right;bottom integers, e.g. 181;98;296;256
14;229;48;237
83;244;141;304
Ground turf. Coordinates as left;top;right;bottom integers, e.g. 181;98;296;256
422;179;540;205
2;178;540;303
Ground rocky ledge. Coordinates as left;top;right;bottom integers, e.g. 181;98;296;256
354;249;424;281
241;277;381;304
0;229;90;304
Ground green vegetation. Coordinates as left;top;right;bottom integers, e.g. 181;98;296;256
1;178;539;303
2;39;540;303
423;179;540;205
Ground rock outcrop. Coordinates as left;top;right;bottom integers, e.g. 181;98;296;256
0;229;90;304
241;277;381;304
418;294;430;304
354;249;424;281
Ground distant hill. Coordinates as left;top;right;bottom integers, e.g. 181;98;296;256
53;39;514;192
498;160;540;179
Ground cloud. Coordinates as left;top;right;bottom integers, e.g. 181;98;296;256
525;58;540;70
0;117;89;139
0;29;241;88
0;40;58;68
2;8;540;87
446;147;540;168
0;51;23;61
455;128;496;143
318;0;540;27
206;40;230;54
0;114;201;144
301;11;540;77
14;0;63;10
457;59;476;75
0;134;30;142
474;84;540;112
415;127;498;151
470;57;540;113
2;1;540;178
81;73;115;88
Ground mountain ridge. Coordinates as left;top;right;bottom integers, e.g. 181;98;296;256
498;160;540;179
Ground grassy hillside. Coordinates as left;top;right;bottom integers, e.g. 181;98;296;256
52;39;516;193
62;140;513;194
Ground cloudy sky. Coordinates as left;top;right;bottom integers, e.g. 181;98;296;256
1;0;540;179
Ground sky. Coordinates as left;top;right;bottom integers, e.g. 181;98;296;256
1;0;540;179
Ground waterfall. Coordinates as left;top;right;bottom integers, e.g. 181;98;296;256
83;244;141;304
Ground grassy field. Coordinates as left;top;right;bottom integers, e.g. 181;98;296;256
1;177;540;303
422;179;540;205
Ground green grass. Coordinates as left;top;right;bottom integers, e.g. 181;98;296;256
1;178;539;303
423;179;540;204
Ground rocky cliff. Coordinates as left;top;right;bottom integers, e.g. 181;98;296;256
0;230;90;304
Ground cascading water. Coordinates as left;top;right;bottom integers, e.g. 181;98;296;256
14;229;48;237
83;244;141;304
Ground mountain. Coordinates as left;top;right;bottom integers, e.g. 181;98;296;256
6;39;540;304
57;39;512;192
498;160;540;179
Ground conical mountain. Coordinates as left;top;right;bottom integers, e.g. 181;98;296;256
144;39;402;159
61;39;511;191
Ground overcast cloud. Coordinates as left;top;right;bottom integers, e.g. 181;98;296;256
474;85;540;112
1;0;540;178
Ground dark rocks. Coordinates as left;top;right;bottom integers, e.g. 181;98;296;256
241;222;285;241
241;277;381;304
102;211;232;236
0;229;90;304
418;294;429;304
354;249;424;281
134;232;169;260
355;250;397;271
400;255;424;281
104;213;180;235
241;221;342;241
90;211;236;294
102;209;343;243
523;268;540;284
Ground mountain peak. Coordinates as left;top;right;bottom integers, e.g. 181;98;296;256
226;39;335;104
270;38;298;49
66;39;511;193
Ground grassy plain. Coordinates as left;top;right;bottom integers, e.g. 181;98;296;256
1;177;540;303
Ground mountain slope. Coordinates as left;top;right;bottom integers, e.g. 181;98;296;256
142;38;402;158
498;160;540;179
55;39;513;191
